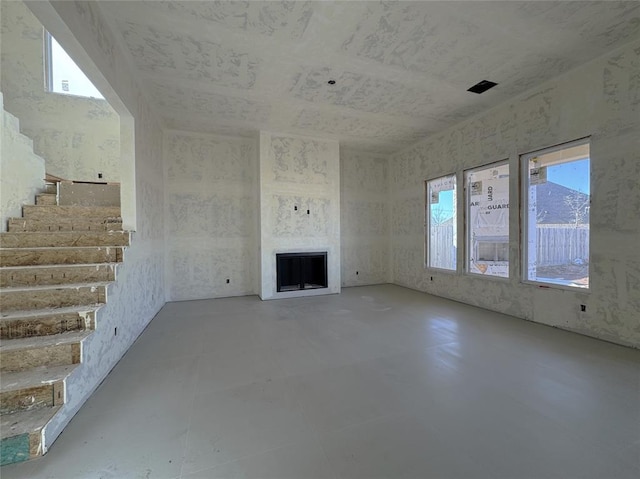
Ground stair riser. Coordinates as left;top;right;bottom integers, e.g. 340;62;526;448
0;248;123;267
35;195;56;206
0;265;115;288
8;219;123;232
0;286;106;312
0;312;94;340
22;205;120;220
0;343;80;373
0;232;129;248
0;383;63;415
43;184;57;195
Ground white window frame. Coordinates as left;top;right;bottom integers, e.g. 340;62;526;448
425;173;458;272
521;138;591;291
44;30;104;100
464;160;510;280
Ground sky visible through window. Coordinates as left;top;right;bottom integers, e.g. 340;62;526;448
431;190;455;222
547;159;590;194
433;158;589;225
49;33;104;99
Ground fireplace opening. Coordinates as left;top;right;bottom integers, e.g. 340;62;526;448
277;252;327;292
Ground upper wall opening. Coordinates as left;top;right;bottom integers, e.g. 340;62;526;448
0;0;119;183
44;30;104;100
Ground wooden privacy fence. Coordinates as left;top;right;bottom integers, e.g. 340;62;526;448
429;224;455;269
536;224;589;266
429;224;589;267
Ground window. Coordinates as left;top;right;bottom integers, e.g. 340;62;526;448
465;162;509;278
44;31;104;99
426;174;457;270
522;139;590;289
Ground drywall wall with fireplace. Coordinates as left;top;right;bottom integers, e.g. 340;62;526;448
340;149;391;286
1;1;120;183
163;130;258;301
259;131;341;300
390;39;640;348
25;0;167;460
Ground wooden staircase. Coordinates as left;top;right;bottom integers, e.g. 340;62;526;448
0;185;128;465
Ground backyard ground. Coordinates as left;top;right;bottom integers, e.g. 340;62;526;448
537;264;589;287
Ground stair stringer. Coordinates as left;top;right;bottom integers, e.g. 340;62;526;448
39;231;165;453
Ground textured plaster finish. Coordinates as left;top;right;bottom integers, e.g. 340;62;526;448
164;130;257;301
0;1;119;182
259;132;340;300
119;22;259;90
340;149;390;287
147;81;271;125
23;0;166;451
294;108;426;145
390;40;640;347
98;1;640;152
147;0;314;41
290;67;437;120
1;94;46;232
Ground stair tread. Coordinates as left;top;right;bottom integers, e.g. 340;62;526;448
0;231;129;249
0;281;111;293
0;245;125;250
0;330;92;352
0;304;101;321
1;263;117;271
9;218;122;224
23;205;120;214
23;205;120;210
0;364;78;393
1;231;126;236
0;406;61;440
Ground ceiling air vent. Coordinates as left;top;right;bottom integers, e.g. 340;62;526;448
467;80;498;94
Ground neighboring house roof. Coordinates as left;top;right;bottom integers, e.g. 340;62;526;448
535;182;590;224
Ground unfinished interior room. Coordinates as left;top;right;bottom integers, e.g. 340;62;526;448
0;1;639;478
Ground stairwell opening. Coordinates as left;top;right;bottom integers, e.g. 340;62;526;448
0;0;137;230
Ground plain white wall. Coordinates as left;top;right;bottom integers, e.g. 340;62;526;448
389;39;640;348
340;148;391;287
163;129;258;301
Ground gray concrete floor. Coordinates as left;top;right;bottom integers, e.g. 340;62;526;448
3;285;639;479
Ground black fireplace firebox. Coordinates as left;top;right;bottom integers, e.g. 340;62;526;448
276;252;328;292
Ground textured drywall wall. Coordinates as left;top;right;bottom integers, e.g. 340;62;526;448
0;1;119;182
24;0;166;454
0;93;46;232
164;130;258;301
340;149;390;286
259;132;341;299
390;39;640;348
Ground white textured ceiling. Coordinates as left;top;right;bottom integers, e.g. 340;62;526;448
99;1;640;153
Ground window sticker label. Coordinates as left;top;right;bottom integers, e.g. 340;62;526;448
530;166;547;185
467;163;509;277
